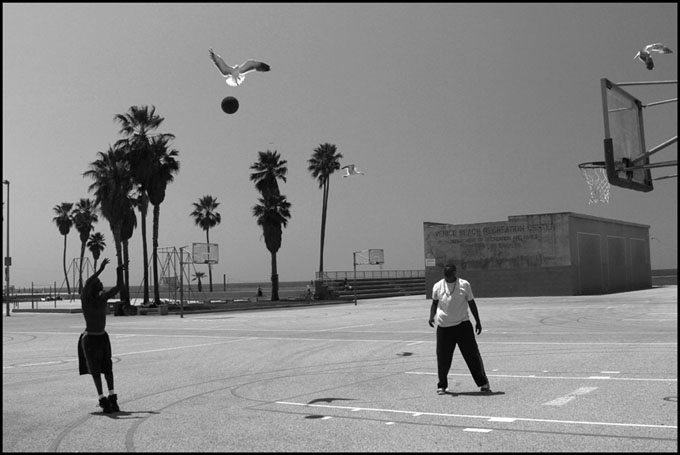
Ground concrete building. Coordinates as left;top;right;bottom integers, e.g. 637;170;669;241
423;212;652;298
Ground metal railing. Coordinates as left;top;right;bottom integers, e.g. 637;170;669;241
317;270;425;281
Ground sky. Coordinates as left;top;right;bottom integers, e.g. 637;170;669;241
2;3;677;290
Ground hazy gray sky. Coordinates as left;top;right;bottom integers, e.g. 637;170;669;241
2;3;677;289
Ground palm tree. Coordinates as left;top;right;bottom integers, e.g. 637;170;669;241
83;144;134;312
52;202;74;296
190;195;221;292
192;271;206;293
114;105;175;305
121;204;137;301
72;198;99;294
307;143;343;278
250;150;288;198
146;135;180;304
250;150;290;301
87;232;106;271
252;193;292;301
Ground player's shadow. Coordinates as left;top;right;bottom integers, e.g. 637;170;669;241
92;410;160;419
443;390;505;397
307;397;356;405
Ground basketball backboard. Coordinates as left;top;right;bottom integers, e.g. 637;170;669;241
354;249;384;265
600;78;654;192
192;242;219;264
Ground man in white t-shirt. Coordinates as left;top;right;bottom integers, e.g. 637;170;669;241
429;264;490;395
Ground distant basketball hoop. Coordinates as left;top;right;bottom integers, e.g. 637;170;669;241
192;242;219;264
354;248;384;265
352;249;384;305
178;243;219;318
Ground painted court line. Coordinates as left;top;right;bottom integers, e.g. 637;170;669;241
13;360;65;367
405;371;677;382
543;387;598;406
115;338;254;357
319;323;378;332
5;331;676;347
2;338;254;369
275;401;677;430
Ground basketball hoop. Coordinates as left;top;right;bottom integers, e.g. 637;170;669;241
578;161;610;204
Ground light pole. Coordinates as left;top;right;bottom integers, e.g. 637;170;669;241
3;179;10;317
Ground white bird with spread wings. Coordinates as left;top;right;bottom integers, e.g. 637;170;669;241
342;164;364;177
208;48;271;86
634;43;673;70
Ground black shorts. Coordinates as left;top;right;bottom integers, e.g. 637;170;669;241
78;332;112;376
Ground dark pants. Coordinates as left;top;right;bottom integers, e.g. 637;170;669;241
78;332;113;376
436;321;488;389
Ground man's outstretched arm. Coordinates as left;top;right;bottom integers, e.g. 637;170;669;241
101;261;125;300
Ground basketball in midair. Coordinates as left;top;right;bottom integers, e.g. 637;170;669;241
221;96;239;114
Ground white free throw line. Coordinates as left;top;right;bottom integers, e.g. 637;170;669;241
115;338;254;357
275;401;676;429
4;331;677;347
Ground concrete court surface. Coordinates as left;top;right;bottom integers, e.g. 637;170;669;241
3;286;677;452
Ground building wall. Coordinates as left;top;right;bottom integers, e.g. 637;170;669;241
424;212;651;298
568;213;652;294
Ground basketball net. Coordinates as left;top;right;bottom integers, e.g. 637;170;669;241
579;162;610;204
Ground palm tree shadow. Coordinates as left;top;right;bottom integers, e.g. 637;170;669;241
93;410;160;419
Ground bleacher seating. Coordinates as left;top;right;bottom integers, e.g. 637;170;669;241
327;277;425;301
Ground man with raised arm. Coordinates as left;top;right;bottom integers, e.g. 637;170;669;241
77;258;125;413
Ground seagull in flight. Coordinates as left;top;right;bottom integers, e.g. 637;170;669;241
634;43;673;70
208;48;271;86
342;164;364;177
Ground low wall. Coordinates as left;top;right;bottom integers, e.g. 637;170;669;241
426;267;574;299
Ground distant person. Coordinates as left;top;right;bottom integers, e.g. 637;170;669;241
428;264;491;395
306;284;313;302
342;278;352;290
77;258;124;413
257;286;263;298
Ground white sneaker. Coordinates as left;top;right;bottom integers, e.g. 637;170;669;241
436;388;447;395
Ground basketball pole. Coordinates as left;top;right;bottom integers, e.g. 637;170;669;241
179;246;185;318
614;80;677;87
3;179;10;317
630;136;678;166
352;252;357;306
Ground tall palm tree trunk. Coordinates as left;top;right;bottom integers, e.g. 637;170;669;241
206;230;213;292
62;235;71;295
78;241;86;294
140;197;150;304
318;180;330;276
270;251;279;301
123;239;131;303
112;225;129;314
152;204;161;304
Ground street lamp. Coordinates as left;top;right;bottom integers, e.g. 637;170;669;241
3;179;10;317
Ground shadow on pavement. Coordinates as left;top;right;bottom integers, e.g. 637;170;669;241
91;410;160;419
